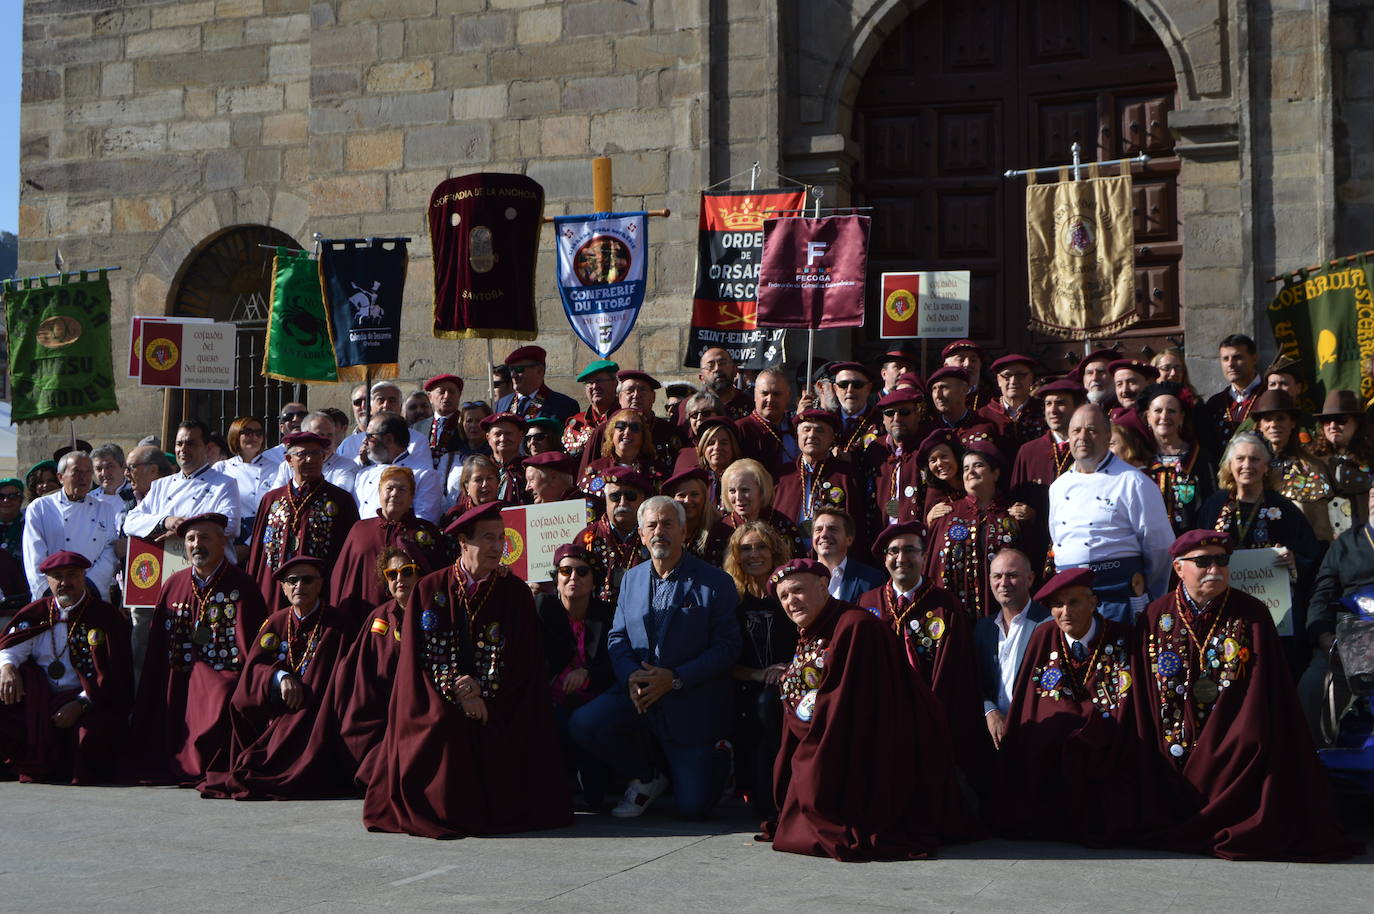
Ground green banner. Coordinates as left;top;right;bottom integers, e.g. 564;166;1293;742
4;271;118;423
1268;255;1374;411
264;247;337;383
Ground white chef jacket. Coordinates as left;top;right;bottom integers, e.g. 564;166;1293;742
21;490;120;599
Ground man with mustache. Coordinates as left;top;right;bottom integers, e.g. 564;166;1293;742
121;513;268;787
674;347;753;430
570;495;740;819
1132;530;1360;861
577;468;653;607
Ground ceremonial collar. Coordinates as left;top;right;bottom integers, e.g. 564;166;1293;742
1180;584;1225;616
192;559;227;588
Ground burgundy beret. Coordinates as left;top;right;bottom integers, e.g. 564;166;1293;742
927;365;970;387
1169;529;1234;559
940;338;984;359
282;431;330;450
961;439;1006;474
1108;359;1160;381
1037;378;1089;399
444;500;504;537
553;543;596;568
171;513;229;537
660;466;711;495
1071;348;1119;381
766;558;831;597
876;387;923;408
878;346;919;365
273;554;326;581
1110;406;1151;444
795;409;842;435
479;412;528;432
37;550;92;574
1033;566;1096;604
523;451;578;476
871;521;927;561
601;465;655;494
915;428;961;464
990;353;1037;373
616;369;661;390
423;374;464;393
504;345;546;365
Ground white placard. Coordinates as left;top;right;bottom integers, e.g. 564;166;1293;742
1228;547;1293;636
916;270;971;338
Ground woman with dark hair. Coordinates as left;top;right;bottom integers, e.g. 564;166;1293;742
1309;389;1374;533
1250;389;1335;541
580;408;661;495
215;416;278;543
535;544;615;809
24;460;59;504
917;430;964;528
1136;381;1217;534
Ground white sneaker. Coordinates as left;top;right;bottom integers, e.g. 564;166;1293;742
610;773;670;818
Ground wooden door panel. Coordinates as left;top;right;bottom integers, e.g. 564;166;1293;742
1026;0;1091;62
866;115;922;177
943;3;1005;71
1132;179;1174;240
937;109;997;173
1133;263;1179;324
1118;92;1174;155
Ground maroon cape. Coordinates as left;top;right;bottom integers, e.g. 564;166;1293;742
1133;587;1362;860
121;562;269;787
362;567;572;838
762;600;971;860
978;398;1046;461
735;411;796;481
331;598;405;788
328;513;446;628
995;614;1158;846
247;478;360;611
579;453;664;496
859;582;991;790
0;595;132;784
773;458;868;551
199;601;353;799
925;495;1024;621
871;440;924;527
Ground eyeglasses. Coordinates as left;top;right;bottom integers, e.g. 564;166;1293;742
240;427;264;437
508;364;537;375
280;411;308;423
834;379;868;390
885;545;921;557
1177;554;1231;569
352;398;368;407
613;421;643;434
461;400;490;410
283;574;320;586
738;543;772;554
383;564;419;582
557;565;592;578
606;491;641;503
688;410;716;421
882;407;916;418
288;450;324;461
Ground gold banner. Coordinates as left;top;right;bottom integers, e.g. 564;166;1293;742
1025;167;1137;339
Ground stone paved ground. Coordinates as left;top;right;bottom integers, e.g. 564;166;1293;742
2;782;1372;913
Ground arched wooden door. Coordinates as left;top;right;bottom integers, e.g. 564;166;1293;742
853;0;1181;373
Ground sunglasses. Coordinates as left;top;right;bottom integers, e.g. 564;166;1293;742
606;491;641;503
688;410;717;420
738;542;772;554
524;433;551;442
462;400;490;410
1177;554;1231;569
280;411;308;422
557;565;592;578
283;574;320;586
834;379;868;390
613;421;643;434
352;398;368;406
383;564;419;582
508;364;537;375
882;407;916;418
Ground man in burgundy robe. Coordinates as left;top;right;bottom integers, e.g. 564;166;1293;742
869;388;926;528
247;431;360;611
858;521;989;794
577;467;652;607
332;579;408;789
1133;530;1361;861
0;551;132;784
122;513;269;787
1010;378;1086;567
917;366;1003;452
480;411;529;505
773;409;869;550
200;555;354;799
563;359;619;457
761;559;969;860
978;353;1047;462
734;368;799;481
364;501;572;838
995;567;1147;846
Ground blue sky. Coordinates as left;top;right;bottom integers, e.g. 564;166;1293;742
2;2;19;235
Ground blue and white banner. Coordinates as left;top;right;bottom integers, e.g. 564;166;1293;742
554;211;647;358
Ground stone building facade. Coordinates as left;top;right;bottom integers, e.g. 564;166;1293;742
15;0;1367;460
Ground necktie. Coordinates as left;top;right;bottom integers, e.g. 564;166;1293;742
1071;640;1087;661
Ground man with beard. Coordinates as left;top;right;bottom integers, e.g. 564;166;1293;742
760;559;966;860
570;495;740;819
200;555;353;799
870;387;926;528
564;360;620;456
1133;530;1361;861
0;551;132;783
735;368;800;481
248;431;360;610
675;347;752;430
1072;348;1119;410
364;501;572;837
773;410;868;549
339;383;432;466
122;513;268;787
354;411;444;524
578;468;653;607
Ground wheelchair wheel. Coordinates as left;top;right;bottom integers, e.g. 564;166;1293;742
1321;665;1354;747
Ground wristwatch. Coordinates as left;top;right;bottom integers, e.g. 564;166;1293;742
671;674;683;691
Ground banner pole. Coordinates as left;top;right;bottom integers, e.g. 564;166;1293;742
69;420;76;450
592;157;613;213
804;184;824;397
486;340;494;404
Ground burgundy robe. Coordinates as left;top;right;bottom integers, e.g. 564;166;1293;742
735;411;797;481
577;517;649;605
996;614;1152;846
859;581;990;788
562;406;609;457
331;598;405;788
925;495;1025;621
363;567;572;838
0;595;132;784
761;600;969;860
576;415;684;482
871;439;924;527
773;458;868;551
329;513;446;627
121;562;269;787
493;456;528;505
247;478;360;611
917;411;1003;454
199;601;353;799
978;397;1047;461
1133;587;1362;861
579;454;664;497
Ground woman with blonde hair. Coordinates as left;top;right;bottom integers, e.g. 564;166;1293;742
719;457;800;552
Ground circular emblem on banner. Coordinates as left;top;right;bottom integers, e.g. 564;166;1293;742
884;288;916;323
572;235;631;286
1059;217;1097;256
469;226;495;273
36;315;83;349
502;527;524;565
145;337;179;371
131;552;161;590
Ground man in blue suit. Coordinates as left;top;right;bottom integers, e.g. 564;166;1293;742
570;495;741;819
974;549;1049;749
811;508;884;603
494;345;579;426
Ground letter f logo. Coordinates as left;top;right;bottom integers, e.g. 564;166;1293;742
805;241;828;266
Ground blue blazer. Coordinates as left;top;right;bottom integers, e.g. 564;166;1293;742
495;388;579;426
607;551;741;745
833;559;886;604
973;601;1051;710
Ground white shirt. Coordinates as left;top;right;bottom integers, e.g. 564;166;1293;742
0;599;89;695
353;449;443;524
268;452;358;493
1230;376;1261;403
22;490;120;599
215;451;284;522
1047;452;1173;599
1065;617;1099;656
122;464;240;541
985;601;1040;716
825;557;850;601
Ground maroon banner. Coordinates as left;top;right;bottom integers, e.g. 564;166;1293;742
756;215;870;329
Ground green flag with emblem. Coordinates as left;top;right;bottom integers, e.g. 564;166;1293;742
1268;255;1374;411
264;247;338;383
4;270;118;422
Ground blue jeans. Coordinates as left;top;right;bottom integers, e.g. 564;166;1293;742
569;688;729;820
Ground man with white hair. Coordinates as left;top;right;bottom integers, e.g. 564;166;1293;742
338;382;432;466
352;412;443;523
268;411;359;492
570;494;740;820
22;450;121;601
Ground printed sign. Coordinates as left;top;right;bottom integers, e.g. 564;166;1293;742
136;319;237;390
916;271;971;338
499;499;590;583
1228;547;1293;636
124;535;192;610
128;315;212;379
879;272;920;339
554;211;648;358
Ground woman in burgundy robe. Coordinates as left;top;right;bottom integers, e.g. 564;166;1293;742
760;560;968;860
0;565;132;785
363;502;572;838
329;465;445;628
199;556;354;800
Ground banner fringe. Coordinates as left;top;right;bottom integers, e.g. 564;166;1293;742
432;327;538;342
1027;312;1140;340
337;364;397;383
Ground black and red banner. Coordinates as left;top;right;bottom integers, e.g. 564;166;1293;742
685;188;805;369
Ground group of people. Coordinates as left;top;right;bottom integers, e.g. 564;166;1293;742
0;336;1366;862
